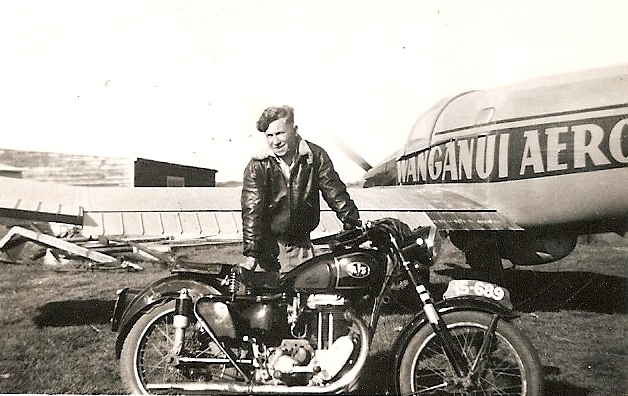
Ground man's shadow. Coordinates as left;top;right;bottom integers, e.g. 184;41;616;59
380;265;627;314
434;265;627;314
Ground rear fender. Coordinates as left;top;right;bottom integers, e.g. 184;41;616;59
389;296;518;385
114;274;223;358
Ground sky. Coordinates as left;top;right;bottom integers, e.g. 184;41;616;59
1;0;628;182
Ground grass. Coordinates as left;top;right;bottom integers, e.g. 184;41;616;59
0;240;626;395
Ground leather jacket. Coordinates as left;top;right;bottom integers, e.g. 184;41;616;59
241;137;359;259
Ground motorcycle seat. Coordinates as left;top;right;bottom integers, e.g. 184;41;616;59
172;259;227;275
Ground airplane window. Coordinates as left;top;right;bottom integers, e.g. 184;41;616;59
475;107;495;125
402;97;451;157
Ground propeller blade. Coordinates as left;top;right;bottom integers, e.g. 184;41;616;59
327;134;372;171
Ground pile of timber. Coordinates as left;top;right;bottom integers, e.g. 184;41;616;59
0;222;173;270
0;219;242;271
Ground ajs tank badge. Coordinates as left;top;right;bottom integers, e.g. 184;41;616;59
347;262;371;279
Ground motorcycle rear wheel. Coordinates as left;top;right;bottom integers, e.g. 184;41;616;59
119;301;245;394
398;310;543;395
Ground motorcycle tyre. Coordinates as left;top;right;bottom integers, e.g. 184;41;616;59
119;301;178;395
398;310;543;396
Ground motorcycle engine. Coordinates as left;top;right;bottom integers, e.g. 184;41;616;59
256;294;356;385
197;292;358;386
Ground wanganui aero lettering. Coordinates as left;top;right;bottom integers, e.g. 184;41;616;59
397;115;628;185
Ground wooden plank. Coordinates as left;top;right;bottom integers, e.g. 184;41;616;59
0;226;118;264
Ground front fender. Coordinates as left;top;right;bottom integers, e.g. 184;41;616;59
113;274;223;359
390;296;519;384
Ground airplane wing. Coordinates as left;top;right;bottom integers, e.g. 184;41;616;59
0;177;84;225
347;186;522;231
0;177;521;242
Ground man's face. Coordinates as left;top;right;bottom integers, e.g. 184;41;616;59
265;117;298;159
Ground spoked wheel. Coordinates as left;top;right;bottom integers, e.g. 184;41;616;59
398;311;543;395
119;301;247;394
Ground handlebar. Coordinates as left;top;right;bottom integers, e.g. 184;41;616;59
311;227;363;246
312;218;433;264
311;219;394;247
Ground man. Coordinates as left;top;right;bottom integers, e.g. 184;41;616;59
241;105;360;273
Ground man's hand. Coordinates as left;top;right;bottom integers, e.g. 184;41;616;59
343;217;362;230
240;256;257;271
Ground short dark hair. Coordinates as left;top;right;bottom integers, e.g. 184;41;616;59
256;105;295;132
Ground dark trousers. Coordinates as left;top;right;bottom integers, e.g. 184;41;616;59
256;237;314;273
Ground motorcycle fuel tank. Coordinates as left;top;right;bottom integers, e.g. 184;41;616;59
288;250;383;293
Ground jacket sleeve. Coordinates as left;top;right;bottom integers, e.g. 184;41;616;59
316;147;360;226
241;160;265;258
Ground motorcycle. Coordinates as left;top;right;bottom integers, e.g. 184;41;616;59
111;218;543;395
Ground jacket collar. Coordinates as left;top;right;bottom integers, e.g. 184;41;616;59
252;135;313;165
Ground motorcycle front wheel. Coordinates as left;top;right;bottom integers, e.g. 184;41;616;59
119;301;246;395
397;310;543;395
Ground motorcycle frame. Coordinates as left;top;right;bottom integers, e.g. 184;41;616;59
367;235;522;391
112;227;522;392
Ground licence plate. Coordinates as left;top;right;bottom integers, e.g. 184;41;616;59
443;279;512;309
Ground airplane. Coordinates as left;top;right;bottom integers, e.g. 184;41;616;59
355;63;628;271
1;64;627;272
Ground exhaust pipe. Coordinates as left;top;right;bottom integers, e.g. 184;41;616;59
146;310;370;394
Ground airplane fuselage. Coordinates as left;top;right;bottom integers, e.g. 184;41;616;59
396;105;628;233
364;64;628;266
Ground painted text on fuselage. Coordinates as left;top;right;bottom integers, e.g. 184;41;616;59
397;115;628;184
